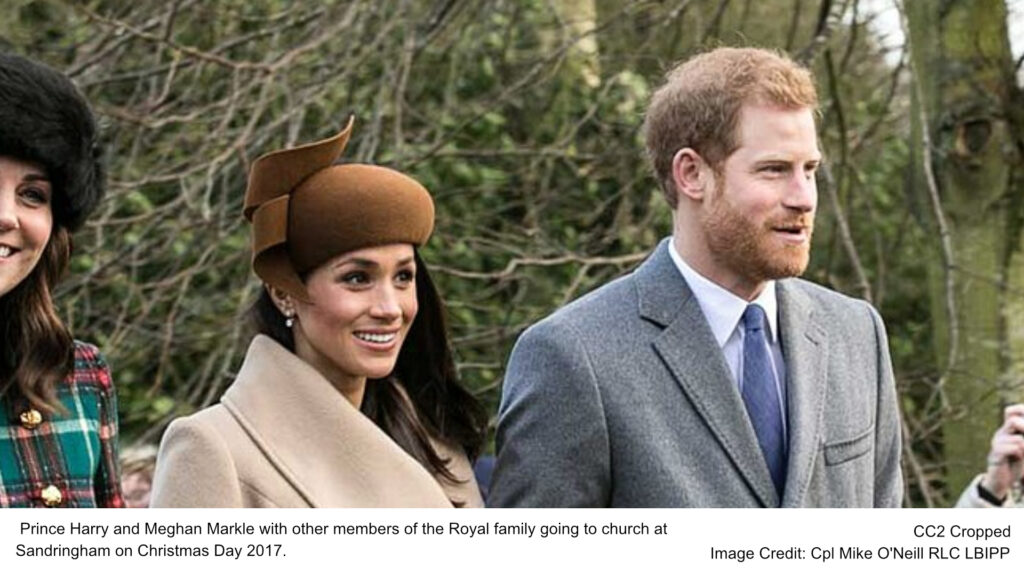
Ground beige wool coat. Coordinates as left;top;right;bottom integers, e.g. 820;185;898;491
150;335;482;508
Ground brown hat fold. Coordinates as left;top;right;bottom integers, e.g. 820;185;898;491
244;117;435;301
243;117;353;221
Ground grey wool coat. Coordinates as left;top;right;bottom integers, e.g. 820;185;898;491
489;239;903;508
151;335;482;508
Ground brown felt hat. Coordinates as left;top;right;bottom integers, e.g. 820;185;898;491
243;117;434;300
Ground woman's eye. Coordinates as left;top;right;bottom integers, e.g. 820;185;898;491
20;187;49;205
340;271;369;285
395;269;415;284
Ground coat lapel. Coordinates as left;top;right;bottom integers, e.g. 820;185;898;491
777;280;828;507
639;240;779;507
220;336;460;507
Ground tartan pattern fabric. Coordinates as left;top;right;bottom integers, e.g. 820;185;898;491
0;341;124;508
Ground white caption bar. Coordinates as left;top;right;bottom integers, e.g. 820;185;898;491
1;508;1020;575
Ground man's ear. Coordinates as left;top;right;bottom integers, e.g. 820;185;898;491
671;147;713;202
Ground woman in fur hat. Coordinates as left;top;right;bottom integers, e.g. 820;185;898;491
151;119;486;507
0;53;122;507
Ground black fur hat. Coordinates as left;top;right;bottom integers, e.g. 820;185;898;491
0;52;104;232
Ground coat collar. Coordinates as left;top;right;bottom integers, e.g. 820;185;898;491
221;335;479;507
639;239;828;507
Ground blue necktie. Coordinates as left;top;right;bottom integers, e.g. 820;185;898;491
742;304;787;501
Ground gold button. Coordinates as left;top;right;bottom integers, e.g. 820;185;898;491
19;409;43;430
40;485;63;507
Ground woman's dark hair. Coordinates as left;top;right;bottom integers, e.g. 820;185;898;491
0;53;105;412
0;227;74;414
250;250;487;483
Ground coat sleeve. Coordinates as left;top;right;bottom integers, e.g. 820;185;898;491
488;319;611;507
437;444;485;508
87;346;125;508
150;415;244;508
868;304;904;507
955;474;1015;508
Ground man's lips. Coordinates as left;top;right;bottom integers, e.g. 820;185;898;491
769;223;812;243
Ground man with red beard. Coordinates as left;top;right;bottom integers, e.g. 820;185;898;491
489;47;902;507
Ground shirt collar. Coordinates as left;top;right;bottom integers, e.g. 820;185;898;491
668;237;779;347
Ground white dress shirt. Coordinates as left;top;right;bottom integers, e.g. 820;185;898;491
668;239;789;440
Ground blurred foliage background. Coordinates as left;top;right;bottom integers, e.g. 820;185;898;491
1;0;1022;506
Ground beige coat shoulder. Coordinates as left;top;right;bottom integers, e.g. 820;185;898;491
151;335;482;508
151;405;283;507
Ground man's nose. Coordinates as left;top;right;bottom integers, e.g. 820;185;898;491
783;172;817;213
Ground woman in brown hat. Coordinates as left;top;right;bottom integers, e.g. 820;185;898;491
150;119;486;507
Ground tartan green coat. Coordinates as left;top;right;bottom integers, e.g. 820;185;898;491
0;341;124;508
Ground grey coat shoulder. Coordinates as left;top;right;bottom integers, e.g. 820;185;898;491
522;273;883;343
521;271;640;339
783;277;882;322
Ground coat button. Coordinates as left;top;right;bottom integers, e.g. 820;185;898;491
19;409;43;430
40;485;63;507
